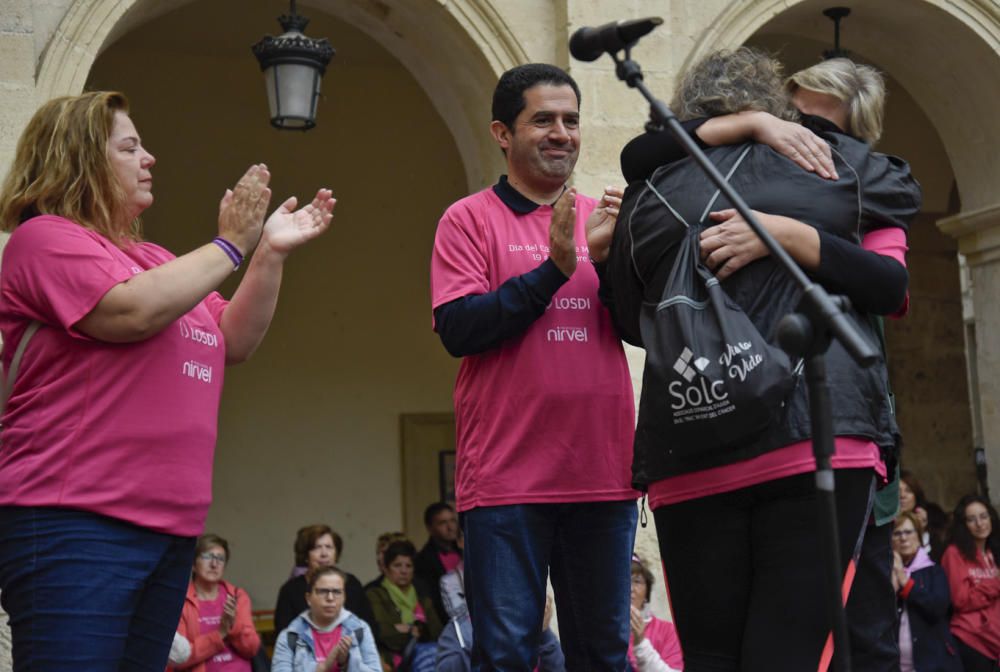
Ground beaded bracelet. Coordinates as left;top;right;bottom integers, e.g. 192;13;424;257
212;236;244;270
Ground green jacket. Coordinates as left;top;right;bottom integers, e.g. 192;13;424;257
364;582;443;664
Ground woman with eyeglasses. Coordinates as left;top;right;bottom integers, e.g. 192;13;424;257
941;495;1000;672
890;511;962;672
171;534;260;672
272;566;380;672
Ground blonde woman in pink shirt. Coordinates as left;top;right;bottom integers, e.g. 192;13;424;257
0;91;331;671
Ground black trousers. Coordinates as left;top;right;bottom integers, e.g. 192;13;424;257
844;519;900;671
653;469;875;672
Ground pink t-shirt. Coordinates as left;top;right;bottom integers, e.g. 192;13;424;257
313;624;343;668
430;188;637;511
627;616;684;670
438;550;462;574
648;227;906;508
0;216;228;536
198;593;251;672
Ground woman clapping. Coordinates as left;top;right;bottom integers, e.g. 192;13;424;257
272;566;380;672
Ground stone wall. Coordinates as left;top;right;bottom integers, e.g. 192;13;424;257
1;600;10;672
889;212;978;508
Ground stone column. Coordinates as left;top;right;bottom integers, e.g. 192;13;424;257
938;205;1000;500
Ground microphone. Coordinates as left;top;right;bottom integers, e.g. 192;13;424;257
569;17;663;62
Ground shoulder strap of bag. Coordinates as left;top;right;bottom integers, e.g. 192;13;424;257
0;320;43;416
643;144;753;230
286;630;299;650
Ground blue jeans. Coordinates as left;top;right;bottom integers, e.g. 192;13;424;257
462;500;638;671
0;506;196;672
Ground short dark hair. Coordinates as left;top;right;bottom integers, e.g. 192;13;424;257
949;494;1000;563
293;524;344;566
383;540;418;568
492;63;581;130
424;502;455;528
306;565;347;591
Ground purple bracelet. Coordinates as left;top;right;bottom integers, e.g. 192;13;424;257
212;236;244;270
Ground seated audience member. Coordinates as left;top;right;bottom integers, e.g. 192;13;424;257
436;567;564;672
891;512;962;672
437;536;466;623
435;601;562;672
365;532;408;591
172;534;260;671
629;555;683;672
901;470;949;560
940;495;1000;672
414;502;461;625
365;541;442;671
271;566;381;672
275;525;376;635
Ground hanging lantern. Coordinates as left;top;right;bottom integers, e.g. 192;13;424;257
822;7;852;60
251;0;335;130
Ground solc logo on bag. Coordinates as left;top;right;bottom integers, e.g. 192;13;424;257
668;346;738;424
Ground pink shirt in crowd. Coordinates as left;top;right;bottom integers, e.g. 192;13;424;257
0;216;228;536
438;550;462;574
431;188;637;511
649;226;906;509
197;594;250;672
312;625;344;668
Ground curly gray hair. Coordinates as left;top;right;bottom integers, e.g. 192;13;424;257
671;47;798;122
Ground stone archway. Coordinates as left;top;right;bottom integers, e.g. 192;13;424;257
686;0;1000;211
35;0;525;190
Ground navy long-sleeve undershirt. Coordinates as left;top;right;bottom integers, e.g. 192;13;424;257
433;258;568;357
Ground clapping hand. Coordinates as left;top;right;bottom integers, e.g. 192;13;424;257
260;189;336;258
891;551;907;593
217;164;273;256
218;594;237;635
629;605;648;645
550;188;578;278
585;186;624;263
334;634;352;667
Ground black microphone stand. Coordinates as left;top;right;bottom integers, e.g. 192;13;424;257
601;47;881;672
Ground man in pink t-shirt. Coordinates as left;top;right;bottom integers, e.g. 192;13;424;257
430;64;638;671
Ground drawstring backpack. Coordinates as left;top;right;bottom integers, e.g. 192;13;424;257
636;146;797;461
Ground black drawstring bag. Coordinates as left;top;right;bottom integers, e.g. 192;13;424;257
637;146;797;460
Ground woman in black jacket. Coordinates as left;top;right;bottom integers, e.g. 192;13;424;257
893;511;963;671
594;49;921;671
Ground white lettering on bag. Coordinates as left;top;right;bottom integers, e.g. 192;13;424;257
668;378;728;410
